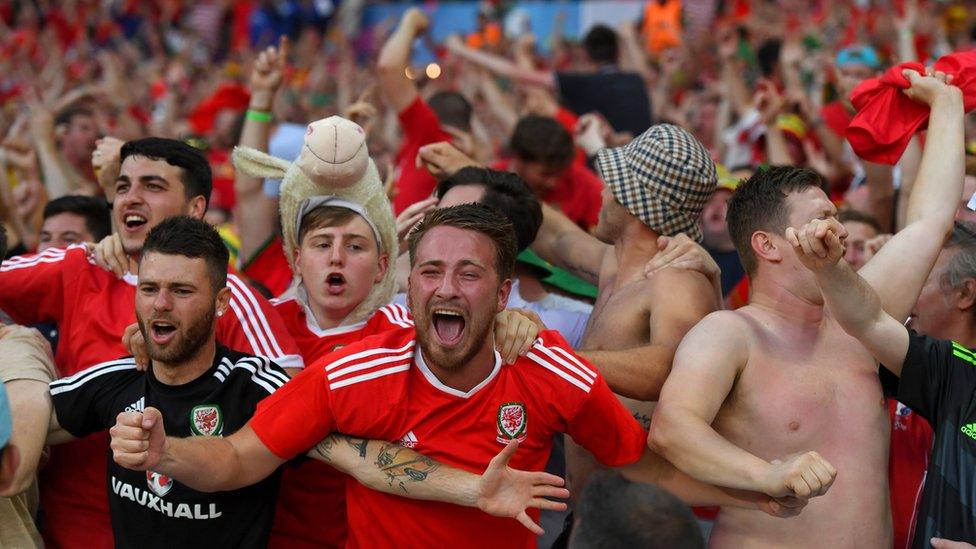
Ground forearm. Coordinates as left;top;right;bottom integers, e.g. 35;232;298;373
312;435;477;505
234;93;278;263
648;412;770;492
906;91;964;227
764;126;793;166
531;203;602;285
35;142;73;199
1;380;52;497
621;449;766;509
579;346;672;401
448;43;553;89
722;61;751;118
378;26;416;75
862;162;896;232
156;436;252;492
816;262;885;337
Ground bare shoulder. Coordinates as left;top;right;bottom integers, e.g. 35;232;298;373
680;309;756;354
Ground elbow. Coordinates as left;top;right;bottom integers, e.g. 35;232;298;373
646;409;679;458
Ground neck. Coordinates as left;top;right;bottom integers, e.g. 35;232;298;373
514;267;548;303
303;285;356;330
151;338;217;386
613;223;660;286
424;337;497;393
935;317;976;349
749;271;825;324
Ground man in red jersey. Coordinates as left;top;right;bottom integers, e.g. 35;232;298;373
110;204;816;549
0;137;301;548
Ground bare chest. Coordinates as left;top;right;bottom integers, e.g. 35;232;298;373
580;277;652;351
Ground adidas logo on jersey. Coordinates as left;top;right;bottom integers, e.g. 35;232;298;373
125;397;145;413
962;422;976;441
397;431;419;448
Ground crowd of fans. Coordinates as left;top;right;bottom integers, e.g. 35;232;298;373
1;0;976;547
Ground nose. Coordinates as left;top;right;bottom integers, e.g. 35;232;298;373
435;273;460;300
328;244;346;266
152;289;174;312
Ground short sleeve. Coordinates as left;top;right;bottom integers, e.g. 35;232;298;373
566;375;646;467
0;246;81;324
49;359;138;438
250;363;336;459
218;274;304;369
897;331;958;424
398;97;450;147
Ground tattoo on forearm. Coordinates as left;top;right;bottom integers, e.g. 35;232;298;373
566;260;599;282
347;437;369;459
633;413;652;430
313;435;340;461
374;442;441;494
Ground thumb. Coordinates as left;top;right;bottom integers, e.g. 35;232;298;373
657;235;671;251
142;407;163;431
901;68;922;85
489;439;519;470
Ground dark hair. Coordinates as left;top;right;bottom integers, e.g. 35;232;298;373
571;471;704;549
298;206;362;245
941;221;976;295
55;106;94;128
583;24;619;64
510;116;575;170
837;209;882;235
436;167;542;253
428;91;473;133
141;216;229;293
120;138;213;209
756;38;782;77
408;203;517;281
727;166;826;275
43;195;112;241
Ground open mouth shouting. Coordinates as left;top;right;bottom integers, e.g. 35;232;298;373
149;319;178;345
325;272;347;295
122;212;149;233
431;308;466;347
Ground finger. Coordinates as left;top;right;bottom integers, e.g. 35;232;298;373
531;486;570;499
110;423;150;441
489;439;519;468
797;230;815;257
789;475;813;499
826;231;844;258
515;511;545;536
113;437;151;453
808;230;828;258
809;461;834;493
799;468;824;497
528;472;566;487
116;411;145;427
785;227;800;247
530;498;568;512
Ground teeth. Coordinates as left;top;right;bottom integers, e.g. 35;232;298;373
434;310;462;317
125;215;146;223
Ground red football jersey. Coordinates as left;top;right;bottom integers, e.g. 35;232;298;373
250;327;646;549
0;245;302;548
392;97;453;215
269;298;413;548
888;399;933;549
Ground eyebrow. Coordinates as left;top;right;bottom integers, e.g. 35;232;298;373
116;175;170;185
417;259;486;269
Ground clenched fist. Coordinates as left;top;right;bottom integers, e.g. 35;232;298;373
785;218;848;273
761;451;837;499
110;406;167;471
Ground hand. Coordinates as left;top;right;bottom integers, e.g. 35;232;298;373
901;68;961;107
444;33;464;52
862;233;892;263
92;136;124;192
493;309;545;365
515;34;536;57
109;406;167;471
416;142;478;180
27;98;55;145
249;36;290;103
122;323;150;371
476;440;569;535
785;218;848;272
894;0;918;32
758;494;809;518
575;114;608;157
644;234;721;289
753;79;786;125
383;160;398;202
402;8;430;36
760;451;836;498
717;27;739;62
88;233;134;279
396;197;438;251
931;540;976;549
343;87;379;135
779;39;804;68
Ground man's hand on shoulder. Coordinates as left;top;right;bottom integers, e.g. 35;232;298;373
477;440;569;535
110;406;167;471
87;233;134;279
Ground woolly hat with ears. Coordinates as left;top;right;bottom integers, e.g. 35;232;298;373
232;116;398;326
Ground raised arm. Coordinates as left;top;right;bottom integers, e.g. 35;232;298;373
444;36;556;91
858;70;965;322
377;9;427;113
312;436;568;535
235;36;289;264
648;313;836;498
531;203;609;286
787;218;910;375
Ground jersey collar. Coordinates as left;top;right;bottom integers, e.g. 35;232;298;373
413;344;502;399
296;283;367;337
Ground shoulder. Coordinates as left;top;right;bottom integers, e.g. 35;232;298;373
310;326;416;391
519;331;599;395
372;303;414;330
1;244;91;273
49;356;140;396
215;349;291;396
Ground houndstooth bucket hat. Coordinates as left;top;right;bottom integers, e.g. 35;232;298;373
595;124;717;241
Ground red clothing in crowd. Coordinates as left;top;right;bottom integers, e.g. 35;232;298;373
0;245;302;548
251;328;646;549
820;101;854;139
242;235;294;298
888;399;933;549
392;97;453;215
493;159;603;230
269;297;413;548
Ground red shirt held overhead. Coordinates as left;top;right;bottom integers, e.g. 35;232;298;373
393;97;453;215
250;327;646;549
0;245;302;548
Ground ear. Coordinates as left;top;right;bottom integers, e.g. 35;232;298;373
0;445;21;494
496;278;512;313
232;147;290;180
955;278;976;311
293;248;305;279
186;195;207;220
751;231;784;266
215;286;232;318
374;253;389;284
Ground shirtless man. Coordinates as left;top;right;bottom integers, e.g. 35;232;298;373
648;70;965;547
529;124;723;505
